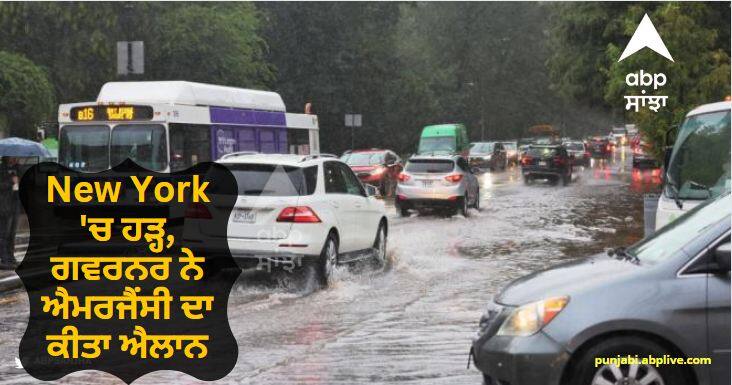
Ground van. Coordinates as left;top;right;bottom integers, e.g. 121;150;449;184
656;100;731;229
417;124;470;156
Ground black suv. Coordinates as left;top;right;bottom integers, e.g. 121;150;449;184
520;145;572;185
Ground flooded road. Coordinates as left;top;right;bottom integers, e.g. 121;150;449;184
0;147;662;385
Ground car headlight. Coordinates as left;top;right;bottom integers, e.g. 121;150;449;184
496;296;569;336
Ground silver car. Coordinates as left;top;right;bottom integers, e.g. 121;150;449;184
395;155;480;217
471;192;731;385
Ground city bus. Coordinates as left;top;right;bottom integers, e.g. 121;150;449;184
57;81;320;173
655;100;731;229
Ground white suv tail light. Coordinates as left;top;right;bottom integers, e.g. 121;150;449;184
276;206;321;223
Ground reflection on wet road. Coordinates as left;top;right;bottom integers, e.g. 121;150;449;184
0;147;661;385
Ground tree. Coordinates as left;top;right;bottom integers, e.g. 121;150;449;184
144;3;273;89
397;3;600;142
548;2;730;157
604;3;731;157
261;2;405;153
0;2;273;103
0;51;55;138
0;2;121;102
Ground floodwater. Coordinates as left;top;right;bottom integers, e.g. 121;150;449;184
0;146;661;385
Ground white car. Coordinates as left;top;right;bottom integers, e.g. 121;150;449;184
185;153;388;286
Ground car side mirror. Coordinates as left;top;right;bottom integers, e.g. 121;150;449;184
714;242;731;273
365;184;382;198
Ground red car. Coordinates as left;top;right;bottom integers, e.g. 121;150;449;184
632;137;659;169
587;137;612;158
341;149;403;196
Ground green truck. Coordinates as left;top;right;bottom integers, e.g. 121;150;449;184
417;123;470;156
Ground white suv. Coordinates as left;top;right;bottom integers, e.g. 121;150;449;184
185;154;388;286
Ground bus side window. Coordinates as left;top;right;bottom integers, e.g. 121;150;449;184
169;123;212;171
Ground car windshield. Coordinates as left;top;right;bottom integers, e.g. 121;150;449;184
565;142;584;151
502;142;516;150
59;125;110;172
628;193;731;264
110;124;168;171
470;143;494;154
666;110;731;200
526;147;557;157
406;159;454;173
341;152;385;166
216;163;317;196
419;136;455;154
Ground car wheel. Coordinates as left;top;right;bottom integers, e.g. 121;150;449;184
562;170;570;186
372;222;387;267
398;205;410;217
458;196;469;217
318;234;338;287
473;189;481;211
523;175;532;185
569;336;686;385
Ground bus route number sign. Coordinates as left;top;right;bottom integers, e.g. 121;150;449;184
70;105;154;122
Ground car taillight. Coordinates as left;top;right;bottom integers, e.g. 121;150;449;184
521;156;533;166
185;202;212;219
444;174;463;183
398;172;410;182
553;156;565;165
277;206;321;223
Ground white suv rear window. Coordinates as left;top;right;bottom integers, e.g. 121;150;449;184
406;159;455;173
217;164;318;196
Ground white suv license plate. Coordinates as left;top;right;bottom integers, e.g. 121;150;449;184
421;180;433;187
233;209;257;223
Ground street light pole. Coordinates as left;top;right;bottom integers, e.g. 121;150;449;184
466;80;485;141
480;90;486;141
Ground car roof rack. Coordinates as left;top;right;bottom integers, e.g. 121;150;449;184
219;151;260;160
299;153;339;162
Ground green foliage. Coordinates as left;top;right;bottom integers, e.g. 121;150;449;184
262;2;406;152
144;3;272;88
0;2;727;156
548;2;730;159
0;51;55;138
0;2;272;104
0;2;120;102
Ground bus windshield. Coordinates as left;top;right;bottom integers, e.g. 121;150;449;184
666;110;731;200
111;124;168;171
59;125;110;172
